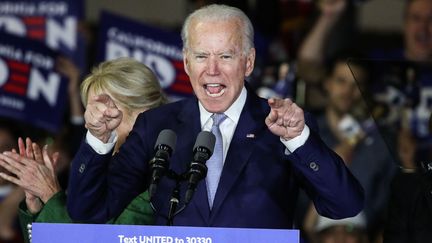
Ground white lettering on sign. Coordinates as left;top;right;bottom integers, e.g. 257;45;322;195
0;16;77;50
27;69;60;106
106;41;176;89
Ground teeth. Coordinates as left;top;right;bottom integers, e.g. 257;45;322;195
206;89;225;97
205;83;225;97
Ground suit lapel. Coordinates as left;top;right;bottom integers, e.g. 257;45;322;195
175;92;269;224
209;91;268;223
172;98;201;174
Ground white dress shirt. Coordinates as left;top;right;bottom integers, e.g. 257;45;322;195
199;87;247;163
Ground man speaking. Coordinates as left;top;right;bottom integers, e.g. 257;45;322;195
67;4;363;228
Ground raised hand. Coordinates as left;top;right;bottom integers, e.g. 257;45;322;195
84;94;123;143
265;98;305;140
0;141;61;213
319;0;347;17
17;137;43;213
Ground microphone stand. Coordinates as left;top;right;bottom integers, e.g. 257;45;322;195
148;130;214;226
153;169;187;226
167;182;180;226
150;167;207;226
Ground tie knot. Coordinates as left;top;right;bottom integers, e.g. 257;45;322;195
212;113;227;127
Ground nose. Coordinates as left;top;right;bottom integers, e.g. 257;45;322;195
206;56;220;75
338;80;357;97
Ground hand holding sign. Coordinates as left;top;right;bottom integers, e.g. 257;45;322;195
84;94;123;143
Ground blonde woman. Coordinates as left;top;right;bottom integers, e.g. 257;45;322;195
0;57;167;242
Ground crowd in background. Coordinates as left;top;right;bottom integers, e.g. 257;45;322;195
0;0;431;242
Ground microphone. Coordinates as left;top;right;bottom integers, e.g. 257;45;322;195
184;131;216;204
148;129;177;199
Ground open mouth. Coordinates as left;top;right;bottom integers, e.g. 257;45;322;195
204;83;226;97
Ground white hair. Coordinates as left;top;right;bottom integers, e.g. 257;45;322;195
181;4;254;55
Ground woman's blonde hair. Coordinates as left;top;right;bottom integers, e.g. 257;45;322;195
80;57;167;114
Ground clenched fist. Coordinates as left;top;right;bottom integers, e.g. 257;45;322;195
84;94;123;143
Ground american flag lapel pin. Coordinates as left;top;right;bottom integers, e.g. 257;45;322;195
246;133;255;138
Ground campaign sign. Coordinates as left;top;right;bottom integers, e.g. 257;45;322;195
0;33;68;132
98;11;193;99
32;223;299;243
0;0;85;69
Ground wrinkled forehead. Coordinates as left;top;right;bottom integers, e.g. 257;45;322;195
187;19;244;51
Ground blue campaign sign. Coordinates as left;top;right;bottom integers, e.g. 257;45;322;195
0;33;68;132
0;0;86;70
32;223;299;243
97;11;193;99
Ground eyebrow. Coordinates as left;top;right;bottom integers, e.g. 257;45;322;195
190;49;237;55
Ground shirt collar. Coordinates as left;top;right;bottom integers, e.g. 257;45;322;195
199;86;247;127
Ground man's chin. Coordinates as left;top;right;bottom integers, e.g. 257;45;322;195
202;101;228;113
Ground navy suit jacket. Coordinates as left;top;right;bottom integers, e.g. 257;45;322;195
67;89;364;228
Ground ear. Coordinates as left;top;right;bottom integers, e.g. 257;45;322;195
183;49;190;75
245;48;256;77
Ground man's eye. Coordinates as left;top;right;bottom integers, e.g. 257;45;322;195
195;55;206;60
221;55;232;60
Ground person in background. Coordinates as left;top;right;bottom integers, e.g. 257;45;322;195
297;0;348;67
368;0;432;153
404;0;432;59
383;126;432;243
0;54;88;243
313;212;369;243
0;54;89;243
299;54;396;243
296;0;432;70
0;57;168;243
0;121;24;242
296;0;350;112
377;0;432;62
356;2;432;241
66;4;363;230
